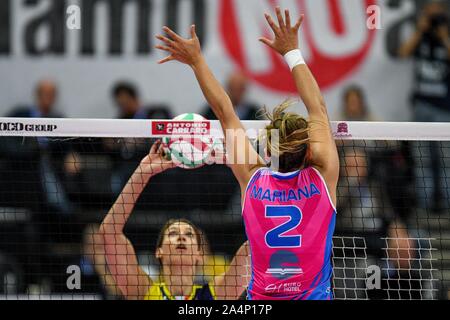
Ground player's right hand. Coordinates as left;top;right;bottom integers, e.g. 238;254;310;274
155;25;203;67
259;7;304;56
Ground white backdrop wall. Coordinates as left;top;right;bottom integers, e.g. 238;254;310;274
0;0;420;120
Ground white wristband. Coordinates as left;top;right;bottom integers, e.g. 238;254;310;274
284;49;305;71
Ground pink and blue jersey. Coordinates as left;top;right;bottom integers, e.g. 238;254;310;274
242;166;336;300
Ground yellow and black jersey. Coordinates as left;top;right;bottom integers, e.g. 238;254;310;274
144;282;216;300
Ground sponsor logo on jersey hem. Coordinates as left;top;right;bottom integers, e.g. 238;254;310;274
265;268;303;276
265;282;303;294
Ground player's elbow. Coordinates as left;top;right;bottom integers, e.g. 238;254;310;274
311;98;328;117
213;101;235;121
318;98;327;113
98;221;115;236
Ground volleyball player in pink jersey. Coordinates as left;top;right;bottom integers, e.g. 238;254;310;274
156;7;339;300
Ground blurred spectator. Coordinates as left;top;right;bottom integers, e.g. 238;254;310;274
0;252;24;294
338;85;376;121
202;72;259;120
337;85;416;221
337;143;417;232
367;221;423;300
337;149;422;300
1;79;78;222
103;81;173;194
337;148;384;233
9;80;61;118
398;1;450;213
335;85;377;163
0;80;83;290
369;141;417;222
112;81;173;119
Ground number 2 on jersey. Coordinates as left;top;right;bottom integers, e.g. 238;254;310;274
265;206;303;248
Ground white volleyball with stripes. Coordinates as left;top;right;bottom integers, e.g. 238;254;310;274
162;113;214;169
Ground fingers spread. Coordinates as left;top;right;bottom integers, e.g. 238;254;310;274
150;140;160;155
155;45;176;54
163;26;183;42
157;143;166;156
190;25;197;39
294;14;305;31
285;9;291;29
258;37;274;49
155;44;175;54
156;35;174;47
264;13;280;36
275;6;286;29
158;55;175;64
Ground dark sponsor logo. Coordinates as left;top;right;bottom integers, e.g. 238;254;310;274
337;122;349;134
152;121;211;136
333;122;352;138
0;122;58;132
266;250;303;280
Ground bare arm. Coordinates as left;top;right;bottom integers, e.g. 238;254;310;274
291;65;339;204
398;30;424;58
155;26;264;190
398;13;429;58
98;141;174;300
260;7;339;205
96;270;124;298
214;242;250;300
90;245;125;298
436;25;450;58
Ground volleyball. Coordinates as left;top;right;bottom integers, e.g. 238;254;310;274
162;113;214;169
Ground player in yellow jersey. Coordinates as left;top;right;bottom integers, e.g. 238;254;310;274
97;140;249;300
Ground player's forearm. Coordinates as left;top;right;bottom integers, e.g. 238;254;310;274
398;30;423;58
191;58;235;122
291;64;328;118
217;242;249;299
101;165;152;234
95;265;124;298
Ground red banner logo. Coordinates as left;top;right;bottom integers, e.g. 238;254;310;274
220;0;378;93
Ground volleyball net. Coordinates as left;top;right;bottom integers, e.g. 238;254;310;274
0;118;448;300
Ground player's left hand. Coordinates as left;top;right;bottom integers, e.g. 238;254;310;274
155;25;203;67
259;7;304;56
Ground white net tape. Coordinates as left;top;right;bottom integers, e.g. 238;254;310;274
1;118;450;140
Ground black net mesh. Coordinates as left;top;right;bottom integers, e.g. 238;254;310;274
0;135;448;300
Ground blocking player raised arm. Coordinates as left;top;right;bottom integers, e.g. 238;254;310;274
155;26;265;190
259;7;339;204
